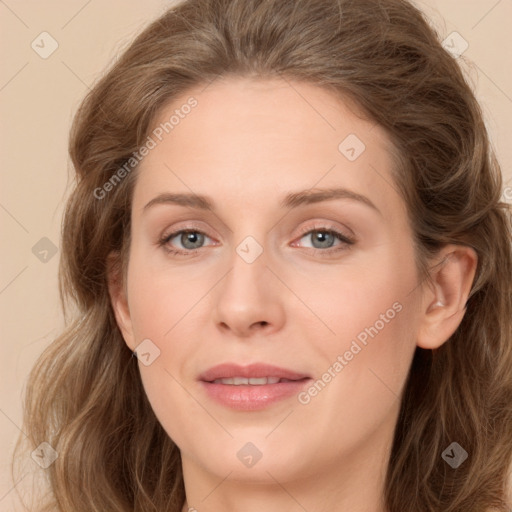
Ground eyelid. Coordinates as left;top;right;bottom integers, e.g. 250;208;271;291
160;227;217;247
292;221;355;244
160;220;214;241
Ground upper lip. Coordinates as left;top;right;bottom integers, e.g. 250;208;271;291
199;363;310;382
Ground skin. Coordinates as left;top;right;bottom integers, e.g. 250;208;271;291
109;77;477;512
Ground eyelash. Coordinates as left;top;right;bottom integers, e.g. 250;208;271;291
157;224;355;257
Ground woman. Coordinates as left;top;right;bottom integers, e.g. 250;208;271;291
14;0;512;510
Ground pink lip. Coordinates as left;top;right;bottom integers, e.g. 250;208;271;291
198;363;312;411
199;363;310;382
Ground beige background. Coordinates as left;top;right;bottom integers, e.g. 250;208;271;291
1;0;511;509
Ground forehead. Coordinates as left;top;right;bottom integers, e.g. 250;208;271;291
132;76;401;215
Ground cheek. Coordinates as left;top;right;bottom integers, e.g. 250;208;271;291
125;256;201;445
295;246;417;347
293;243;420;410
126;248;202;341
290;271;418;457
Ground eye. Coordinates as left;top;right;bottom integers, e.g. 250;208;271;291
158;229;215;255
293;226;355;253
157;224;355;257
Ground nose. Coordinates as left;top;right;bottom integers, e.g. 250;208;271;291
212;245;286;339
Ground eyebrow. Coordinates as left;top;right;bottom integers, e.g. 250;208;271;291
142;187;380;215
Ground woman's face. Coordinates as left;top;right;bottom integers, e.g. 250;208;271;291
113;77;426;491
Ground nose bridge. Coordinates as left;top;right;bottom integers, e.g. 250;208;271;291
223;234;268;301
212;230;286;336
222;212;269;284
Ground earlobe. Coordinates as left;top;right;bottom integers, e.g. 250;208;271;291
417;245;478;350
106;251;136;351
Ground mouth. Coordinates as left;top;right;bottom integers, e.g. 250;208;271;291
199;362;310;382
198;363;312;411
209;376;307;385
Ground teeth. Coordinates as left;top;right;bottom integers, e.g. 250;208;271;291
212;376;282;385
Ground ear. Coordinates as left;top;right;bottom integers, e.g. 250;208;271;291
417;244;478;350
106;251;136;351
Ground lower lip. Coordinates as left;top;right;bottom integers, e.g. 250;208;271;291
200;379;311;411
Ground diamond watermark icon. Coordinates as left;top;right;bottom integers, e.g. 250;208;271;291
133;338;161;366
442;31;469;58
31;442;58;469
32;237;58;263
237;442;263;468
236;236;263;264
338;134;366;161
441;442;468;468
31;32;59;59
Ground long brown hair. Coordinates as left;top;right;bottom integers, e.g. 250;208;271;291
13;0;512;510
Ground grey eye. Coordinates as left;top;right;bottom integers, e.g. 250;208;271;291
179;231;205;249
307;231;337;249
